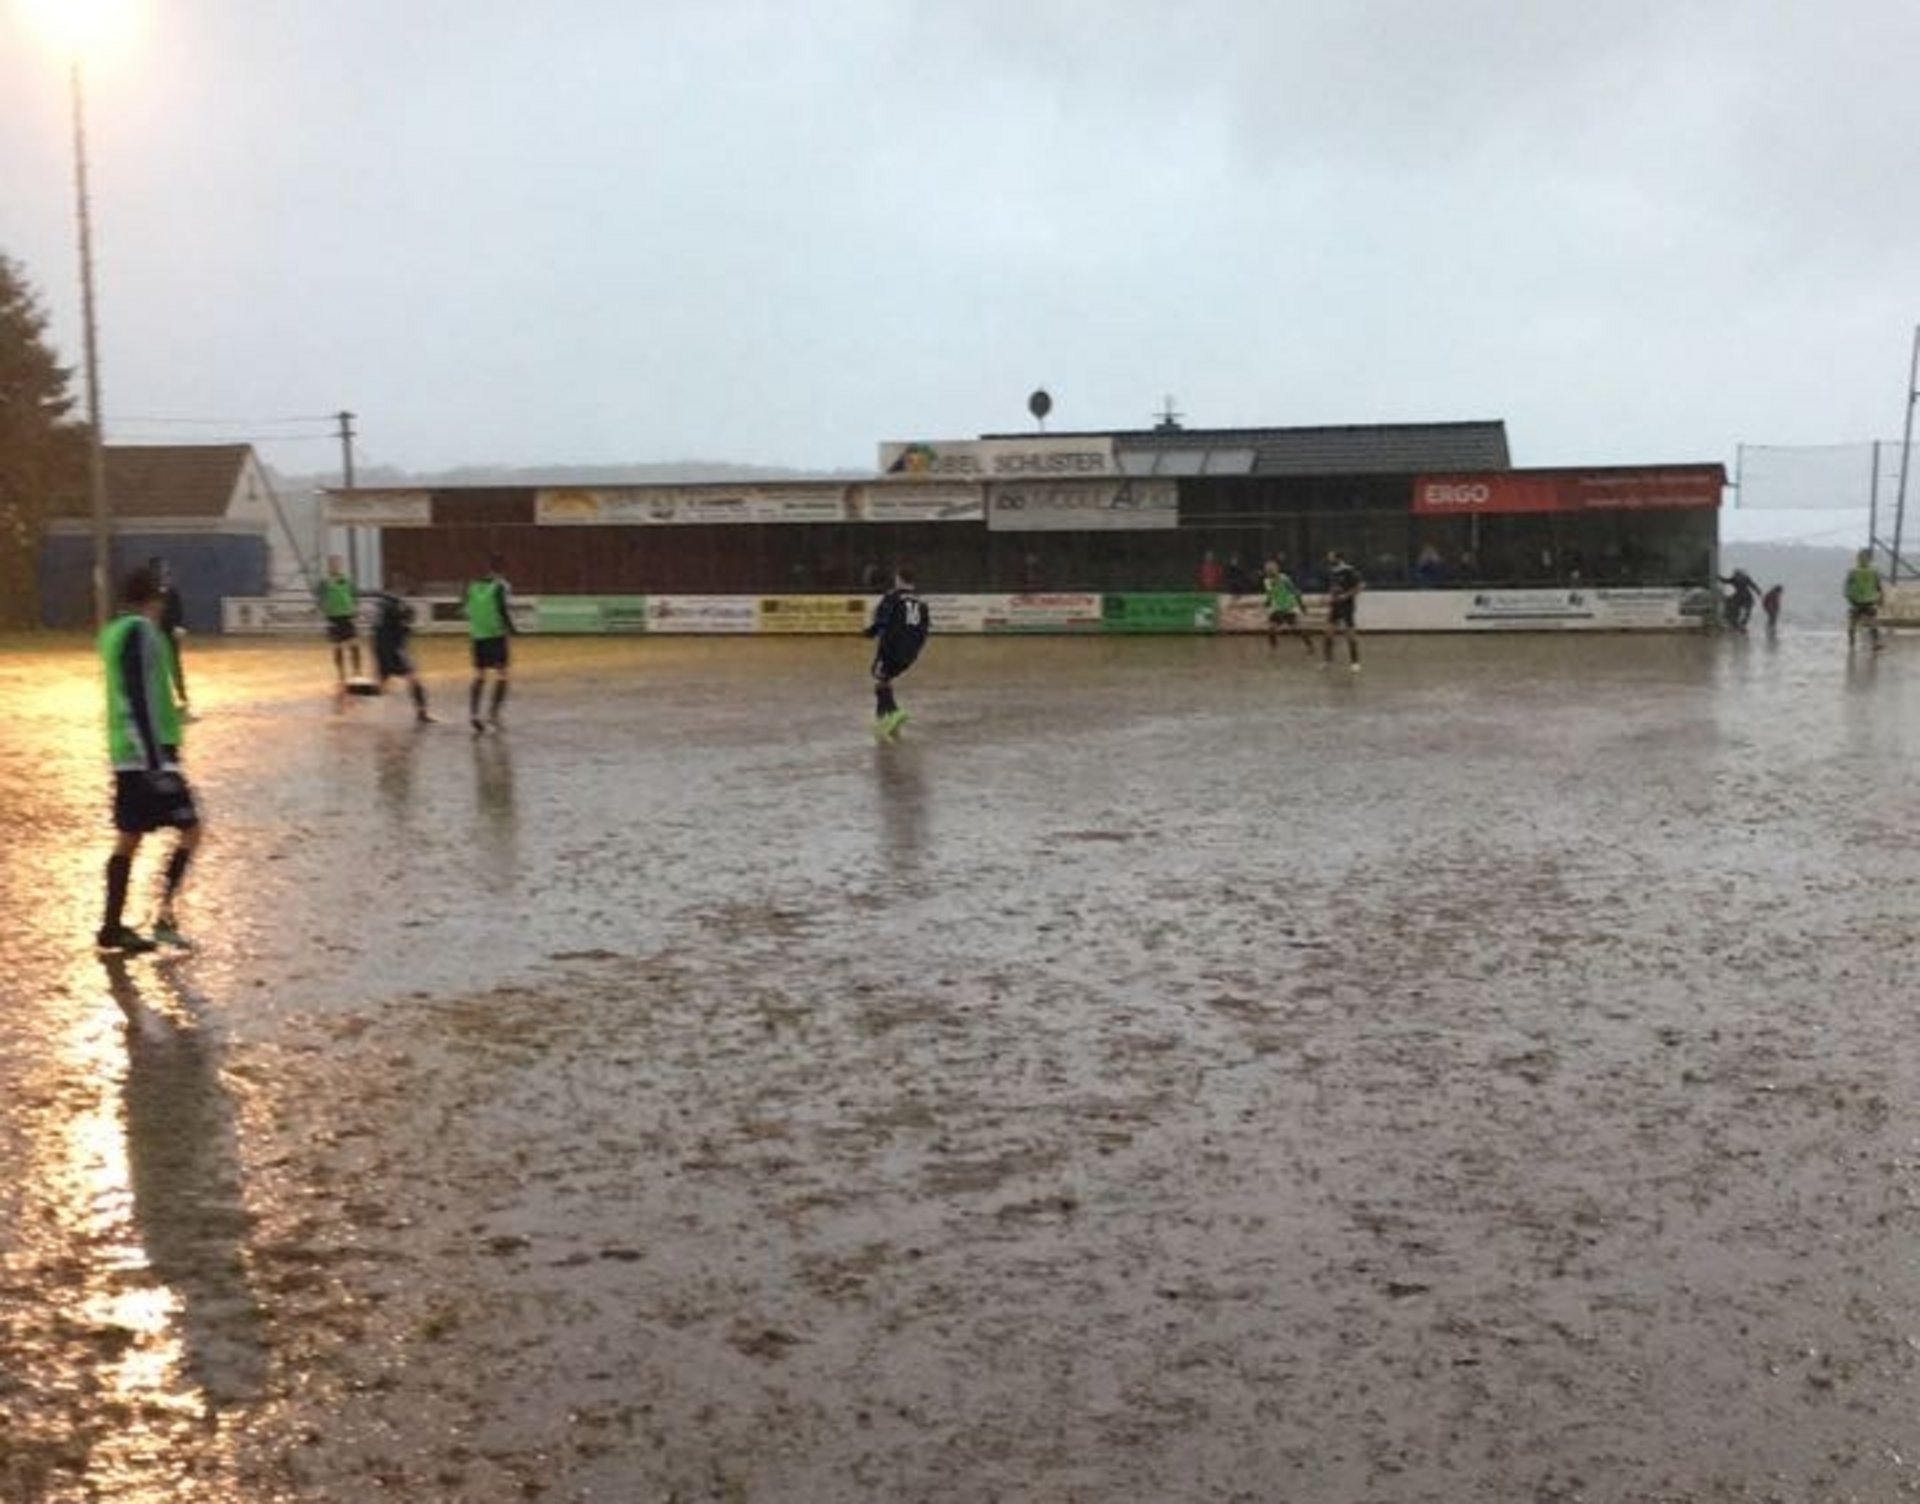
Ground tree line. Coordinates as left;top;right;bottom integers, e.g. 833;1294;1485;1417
0;254;88;630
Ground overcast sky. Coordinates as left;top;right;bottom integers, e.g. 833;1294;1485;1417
2;0;1916;532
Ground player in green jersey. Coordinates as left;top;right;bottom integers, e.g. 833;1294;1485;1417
97;566;204;953
1844;549;1884;653
315;555;362;683
1261;558;1316;656
463;555;519;733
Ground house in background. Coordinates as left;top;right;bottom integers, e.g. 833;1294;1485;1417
38;444;319;629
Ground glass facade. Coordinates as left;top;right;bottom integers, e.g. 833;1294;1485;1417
376;475;1719;596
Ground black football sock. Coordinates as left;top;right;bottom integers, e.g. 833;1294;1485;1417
162;845;193;906
489;681;507;719
470;679;483;720
411;681;428;714
104;853;132;931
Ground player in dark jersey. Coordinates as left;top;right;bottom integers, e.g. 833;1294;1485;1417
864;565;930;739
1321;550;1364;672
368;574;435;722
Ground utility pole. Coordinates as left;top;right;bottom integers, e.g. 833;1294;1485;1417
337;409;357;583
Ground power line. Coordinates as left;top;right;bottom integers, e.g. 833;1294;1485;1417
109;431;341;444
109;413;341;426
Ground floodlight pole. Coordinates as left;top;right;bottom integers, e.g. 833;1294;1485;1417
1892;324;1919;583
71;59;111;625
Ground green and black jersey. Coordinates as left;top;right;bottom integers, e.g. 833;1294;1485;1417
317;572;357;619
1845;565;1883;607
99;612;181;771
1264;572;1302;614
464;576;516;640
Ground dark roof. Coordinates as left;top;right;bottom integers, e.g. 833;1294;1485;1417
47;444;252;519
982;421;1511;476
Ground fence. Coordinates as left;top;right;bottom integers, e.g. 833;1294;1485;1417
1733;440;1917;577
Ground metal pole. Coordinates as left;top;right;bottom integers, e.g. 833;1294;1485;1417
72;60;110;625
1868;439;1880;557
1892;325;1918;583
337;409;356;583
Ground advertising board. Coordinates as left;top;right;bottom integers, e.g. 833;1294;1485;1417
1413;468;1724;516
323;490;433;528
981;593;1105;633
643;596;760;633
849;483;985;522
986;479;1178;532
758;595;873;634
1100;593;1219;633
535;486;849;525
533;595;649;634
878;436;1117;482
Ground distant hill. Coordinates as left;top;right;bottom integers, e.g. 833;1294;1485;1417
267;459;867;493
1718;543;1855;626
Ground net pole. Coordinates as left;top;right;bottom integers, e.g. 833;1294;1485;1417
1893;325;1919;583
1869;440;1880;556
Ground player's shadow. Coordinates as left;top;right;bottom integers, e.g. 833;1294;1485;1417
872;740;928;860
101;956;269;1410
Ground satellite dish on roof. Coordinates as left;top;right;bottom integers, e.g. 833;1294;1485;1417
1028;388;1052;432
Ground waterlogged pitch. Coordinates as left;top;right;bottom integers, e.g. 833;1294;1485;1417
1;630;1917;1502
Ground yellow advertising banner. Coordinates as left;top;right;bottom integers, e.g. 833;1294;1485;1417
757;595;874;634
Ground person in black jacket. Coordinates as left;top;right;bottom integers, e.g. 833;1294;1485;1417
864;565;929;740
149;556;191;717
369;574;435;723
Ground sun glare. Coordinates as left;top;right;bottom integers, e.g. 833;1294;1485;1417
18;0;142;58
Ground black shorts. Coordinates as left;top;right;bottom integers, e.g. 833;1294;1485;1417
326;615;358;644
872;651;919;683
1328;598;1357;629
1267;608;1300;626
375;643;414;680
472;636;510;671
113;769;200;834
1850;602;1879;623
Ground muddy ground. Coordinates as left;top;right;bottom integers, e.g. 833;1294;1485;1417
1;629;1917;1504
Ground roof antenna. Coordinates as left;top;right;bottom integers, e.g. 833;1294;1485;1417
1154;395;1183;431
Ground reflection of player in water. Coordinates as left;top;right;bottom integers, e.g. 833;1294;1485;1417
872;737;927;860
472;734;519;872
102;957;268;1408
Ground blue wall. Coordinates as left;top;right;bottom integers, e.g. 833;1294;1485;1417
39;533;270;631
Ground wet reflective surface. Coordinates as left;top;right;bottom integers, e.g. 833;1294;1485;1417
2;631;1918;1501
